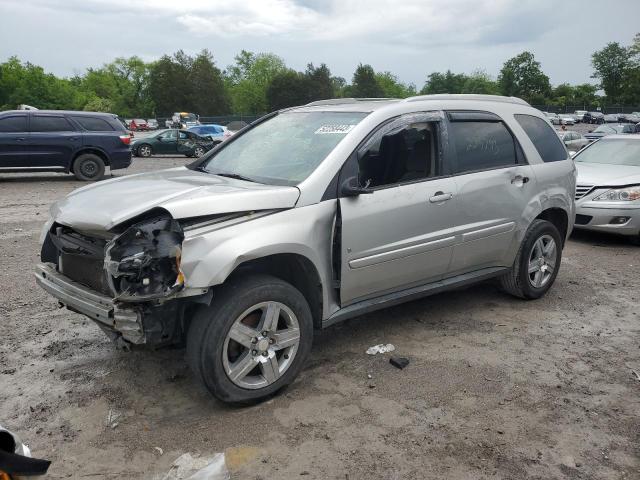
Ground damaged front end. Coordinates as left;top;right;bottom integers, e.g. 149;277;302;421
36;213;199;348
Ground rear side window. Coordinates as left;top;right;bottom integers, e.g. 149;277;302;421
31;116;75;132
450;121;517;174
0;115;27;132
72;116;114;131
515;114;567;162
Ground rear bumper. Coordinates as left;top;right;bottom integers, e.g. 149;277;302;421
574;205;640;236
109;150;132;170
35;263;144;344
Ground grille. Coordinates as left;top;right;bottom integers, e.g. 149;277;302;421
575;184;594;200
574;214;593;226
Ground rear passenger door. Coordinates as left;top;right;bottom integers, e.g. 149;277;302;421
0;114;29;168
446;111;536;275
28;115;81;168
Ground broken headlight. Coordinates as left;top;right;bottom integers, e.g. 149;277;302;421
105;215;185;301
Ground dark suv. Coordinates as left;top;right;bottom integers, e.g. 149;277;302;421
0;110;132;181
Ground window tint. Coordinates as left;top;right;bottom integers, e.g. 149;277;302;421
358;122;438;188
31;116;75;132
450;121;517;173
72;116;113;131
0;115;27;132
515;114;567;162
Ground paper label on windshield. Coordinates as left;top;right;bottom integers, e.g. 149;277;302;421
314;124;356;135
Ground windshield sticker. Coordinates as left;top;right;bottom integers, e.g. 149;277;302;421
314;124;356;135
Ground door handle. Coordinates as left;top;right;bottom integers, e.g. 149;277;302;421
429;191;453;203
14;137;26;142
511;175;530;186
68;137;79;141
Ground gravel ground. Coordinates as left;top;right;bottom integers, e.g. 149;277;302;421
0;154;639;480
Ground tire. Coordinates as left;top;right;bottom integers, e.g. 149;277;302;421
73;153;105;181
193;145;205;158
500;219;562;299
187;274;313;404
137;144;153;158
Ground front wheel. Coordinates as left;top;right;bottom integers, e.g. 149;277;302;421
137;144;153;158
193;145;206;158
500;219;562;299
187;274;313;404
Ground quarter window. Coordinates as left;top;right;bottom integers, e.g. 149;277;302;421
72;116;113;131
515;114;567;162
31;116;75;132
450;121;517;174
0;116;27;132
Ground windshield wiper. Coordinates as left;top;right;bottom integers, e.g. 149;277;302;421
210;171;260;183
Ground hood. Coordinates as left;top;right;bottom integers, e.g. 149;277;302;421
51;167;300;231
575;162;640;186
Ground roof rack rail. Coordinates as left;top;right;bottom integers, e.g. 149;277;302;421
305;98;397;107
403;94;529;106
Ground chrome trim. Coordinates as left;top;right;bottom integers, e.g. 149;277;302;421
461;222;515;242
349;236;455;269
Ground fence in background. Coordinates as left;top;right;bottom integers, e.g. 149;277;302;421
156;114;263;126
532;105;640;114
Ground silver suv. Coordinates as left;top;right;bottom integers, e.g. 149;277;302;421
36;95;576;403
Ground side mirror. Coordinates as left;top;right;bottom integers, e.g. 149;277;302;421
340;176;373;197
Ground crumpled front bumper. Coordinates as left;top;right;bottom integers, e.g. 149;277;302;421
34;263;145;344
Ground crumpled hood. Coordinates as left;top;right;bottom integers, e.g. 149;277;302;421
575;162;640;186
51;167;300;231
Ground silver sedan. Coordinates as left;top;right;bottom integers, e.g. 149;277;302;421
574;135;640;242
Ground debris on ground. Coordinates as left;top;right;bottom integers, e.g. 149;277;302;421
366;344;395;355
105;409;121;429
155;447;164;456
161;452;229;480
389;356;410;369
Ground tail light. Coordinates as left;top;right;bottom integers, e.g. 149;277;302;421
119;134;131;145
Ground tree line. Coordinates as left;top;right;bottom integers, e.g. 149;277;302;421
1;33;639;118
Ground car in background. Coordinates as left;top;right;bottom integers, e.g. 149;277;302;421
188;124;230;144
573;136;640;243
585;124;635;141
583;112;605;124
574;110;587;123
131;129;214;158
544;112;561;125
130;118;149;131
0;109;132;180
559;113;575;125
147;119;159;130
604;114;621;123
558;131;589;151
619;113;640;124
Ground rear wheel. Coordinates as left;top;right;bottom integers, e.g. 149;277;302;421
500;219;562;299
73;153;105;181
187;274;313;404
137;144;152;158
193;145;205;158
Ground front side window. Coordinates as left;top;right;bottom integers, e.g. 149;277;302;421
0;115;27;132
200;111;368;185
31;116;75;132
357;121;439;188
515;114;567;163
450;121;517;174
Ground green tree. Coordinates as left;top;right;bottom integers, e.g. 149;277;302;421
572;83;599;107
188;50;230;115
147;53;191;116
305;63;335;100
591;42;629;104
498;51;551;102
350;63;383;98
461;70;500;94
420;70;468;95
266;70;311;110
375;71;416;98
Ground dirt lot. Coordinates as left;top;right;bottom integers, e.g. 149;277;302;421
1;154;639;480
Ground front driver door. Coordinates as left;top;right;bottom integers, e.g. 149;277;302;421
156;130;178;154
339;113;458;305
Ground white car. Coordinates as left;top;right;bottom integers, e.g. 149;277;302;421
559;114;575;125
544;112;561;125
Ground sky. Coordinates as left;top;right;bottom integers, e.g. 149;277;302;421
1;0;639;88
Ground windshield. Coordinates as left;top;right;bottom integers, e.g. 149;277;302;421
574;139;640;166
199;111;368;185
181;113;197;121
593;125;615;133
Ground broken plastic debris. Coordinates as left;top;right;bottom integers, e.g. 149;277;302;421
366;344;395;355
389;356;410;369
155;446;164;456
162;452;229;480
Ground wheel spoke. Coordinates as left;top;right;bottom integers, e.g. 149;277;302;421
528;263;540;274
227;352;257;383
228;322;258;348
260;302;281;332
533;238;544;258
533;270;543;287
546;256;556;271
272;328;300;350
260;354;280;384
543;239;556;258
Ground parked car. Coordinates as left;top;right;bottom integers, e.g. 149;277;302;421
131;129;213;157
188;124;230;144
544;112;561;125
585;124;635;141
559;113;575;125
35;95;575;403
584;112;605;124
573;136;640;243
146;119;159;130
620;114;640;124
131;118;150;131
0;110;132;180
573;110;587;123
558;131;589;151
604;114;621;123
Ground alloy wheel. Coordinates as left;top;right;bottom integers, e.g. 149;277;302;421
222;301;301;390
527;234;557;288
